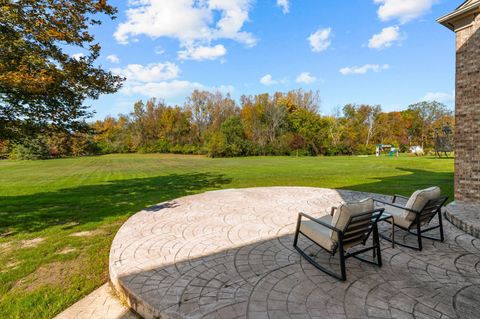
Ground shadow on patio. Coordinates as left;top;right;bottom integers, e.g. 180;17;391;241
111;187;477;319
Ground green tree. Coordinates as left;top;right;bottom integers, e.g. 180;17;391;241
208;116;247;157
289;108;331;155
0;0;124;140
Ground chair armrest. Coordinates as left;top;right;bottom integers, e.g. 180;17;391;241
393;194;409;203
373;199;419;213
370;208;386;215
369;208;386;221
298;213;342;233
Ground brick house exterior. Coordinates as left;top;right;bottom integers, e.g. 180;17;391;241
438;0;480;204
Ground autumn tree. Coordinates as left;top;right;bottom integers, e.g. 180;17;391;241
92;115;132;153
185;90;238;140
281;89;320;113
0;0;124;140
263;97;287;144
407;101;453;148
340;104;381;154
240;94;268;152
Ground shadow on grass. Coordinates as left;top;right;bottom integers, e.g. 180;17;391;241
338;167;454;200
0;167;454;235
0;173;232;235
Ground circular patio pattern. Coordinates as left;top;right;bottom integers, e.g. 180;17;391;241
109;187;480;319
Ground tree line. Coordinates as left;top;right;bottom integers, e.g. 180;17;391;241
0;89;454;159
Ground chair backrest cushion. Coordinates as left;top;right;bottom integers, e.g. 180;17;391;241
331;198;374;242
404;186;441;221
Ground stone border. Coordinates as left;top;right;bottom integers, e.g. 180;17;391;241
445;201;480;238
54;283;138;319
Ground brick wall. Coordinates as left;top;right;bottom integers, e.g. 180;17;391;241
455;13;480;203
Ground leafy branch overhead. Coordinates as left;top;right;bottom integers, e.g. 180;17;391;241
0;0;124;140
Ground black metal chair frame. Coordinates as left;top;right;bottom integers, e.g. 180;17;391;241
374;195;449;251
293;208;385;281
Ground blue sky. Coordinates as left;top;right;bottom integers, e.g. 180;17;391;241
81;0;459;119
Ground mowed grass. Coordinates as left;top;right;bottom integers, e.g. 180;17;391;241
0;154;453;318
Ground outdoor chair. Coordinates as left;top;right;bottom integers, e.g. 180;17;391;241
293;198;384;281
374;186;448;251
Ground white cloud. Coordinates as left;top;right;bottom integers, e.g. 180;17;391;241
340;64;390;75
178;44;227;61
374;0;437;23
122;81;235;99
106;54;120;63
112;61;233;100
260;74;278;86
368;26;401;49
114;0;256;53
277;0;290;14
296;72;317;84
72;53;85;60
111;62;180;82
308;28;332;53
154;46;166;55
212;85;235;95
122;80;205;99
421;91;455;104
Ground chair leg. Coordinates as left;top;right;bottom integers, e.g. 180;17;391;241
339;247;346;281
390;217;395;248
438;211;444;242
376;242;382;266
417;222;423;251
293;244;346;281
380;224;422;251
382;218;446;251
293;224;347;281
374;225;382;266
293;215;301;247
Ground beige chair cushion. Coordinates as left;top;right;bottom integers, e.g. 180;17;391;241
299;215;335;252
386;206;413;229
404;187;441;221
331;198;374;242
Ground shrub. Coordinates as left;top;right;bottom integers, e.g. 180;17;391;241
206;133;228;157
9;138;51;160
325;144;352;156
137;143;157;154
155;140;171;153
355;144;376;155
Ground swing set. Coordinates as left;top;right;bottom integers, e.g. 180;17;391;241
376;144;399;157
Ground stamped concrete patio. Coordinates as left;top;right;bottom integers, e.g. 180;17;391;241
108;187;480;319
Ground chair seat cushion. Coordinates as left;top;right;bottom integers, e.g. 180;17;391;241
300;215;335;252
385;206;413;229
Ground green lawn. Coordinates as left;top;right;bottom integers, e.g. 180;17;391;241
0;154;453;318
